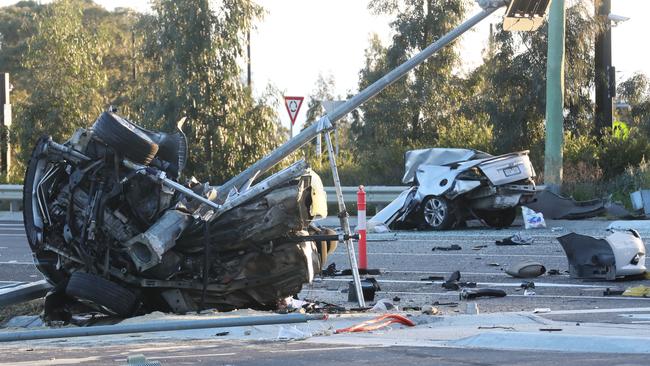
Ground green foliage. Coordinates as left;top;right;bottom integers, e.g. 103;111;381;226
351;0;468;184
140;0;284;183
11;0;106;179
0;1;40;105
436;114;494;153
2;0;650;196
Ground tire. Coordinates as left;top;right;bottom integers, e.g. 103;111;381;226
92;112;158;165
421;196;455;230
477;208;517;228
66;271;137;317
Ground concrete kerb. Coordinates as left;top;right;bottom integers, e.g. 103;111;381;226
3;309;650;355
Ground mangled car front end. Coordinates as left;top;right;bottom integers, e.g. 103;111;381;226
23;111;332;317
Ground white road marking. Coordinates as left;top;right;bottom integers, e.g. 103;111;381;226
331;252;568;258
320;277;608;289
147;352;237;360
541;307;650;315
302;289;650;301
383;270;569;277
268;345;384;353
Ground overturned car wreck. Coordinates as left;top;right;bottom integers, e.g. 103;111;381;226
370;148;537;230
24;112;334;317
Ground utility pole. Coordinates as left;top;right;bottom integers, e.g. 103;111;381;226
1;73;12;176
544;0;565;194
594;0;613;136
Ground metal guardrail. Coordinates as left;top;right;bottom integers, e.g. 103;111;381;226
0;184;407;212
323;186;406;206
0;184;21;212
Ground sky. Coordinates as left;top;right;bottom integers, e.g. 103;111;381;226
1;0;648;131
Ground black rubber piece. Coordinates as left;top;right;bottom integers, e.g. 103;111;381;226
92;112;158;165
66;271;137;317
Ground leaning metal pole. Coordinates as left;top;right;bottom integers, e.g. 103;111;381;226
0;313;326;343
217;4;503;198
324;131;365;307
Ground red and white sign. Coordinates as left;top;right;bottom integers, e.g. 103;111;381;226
284;96;304;126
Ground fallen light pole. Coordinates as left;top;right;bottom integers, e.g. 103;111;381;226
214;0;550;307
0;313;327;343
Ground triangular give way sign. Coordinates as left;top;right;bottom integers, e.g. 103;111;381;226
284;96;304;126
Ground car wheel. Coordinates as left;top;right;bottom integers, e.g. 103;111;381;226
421;196;455;230
66;271;137;317
477;208;517;228
92;112;158;165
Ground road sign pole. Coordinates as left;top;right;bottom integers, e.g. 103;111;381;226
324;131;365;307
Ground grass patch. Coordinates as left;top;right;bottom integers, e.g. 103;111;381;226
0;299;44;325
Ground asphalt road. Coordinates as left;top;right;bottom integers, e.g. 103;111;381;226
2;339;648;366
301;218;650;315
3;217;650;315
0;220;43;284
3;217;650;364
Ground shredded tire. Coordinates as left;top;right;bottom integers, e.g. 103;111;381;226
92;112;158;165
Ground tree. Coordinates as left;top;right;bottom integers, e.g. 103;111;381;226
467;0;598;170
350;0;469;184
140;0;284;183
11;0;106;177
0;1;41;105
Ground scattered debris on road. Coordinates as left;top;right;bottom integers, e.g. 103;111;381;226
522;206;546;229
622;285;650;297
496;232;534;246
526;190;607;220
460;288;507;300
432;244;462;251
557;230;646;280
334;314;416;334
505;260;546;278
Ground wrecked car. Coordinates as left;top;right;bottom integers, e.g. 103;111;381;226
23;111;334;317
370;148;537;230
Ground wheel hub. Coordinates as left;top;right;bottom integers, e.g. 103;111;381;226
424;198;447;227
